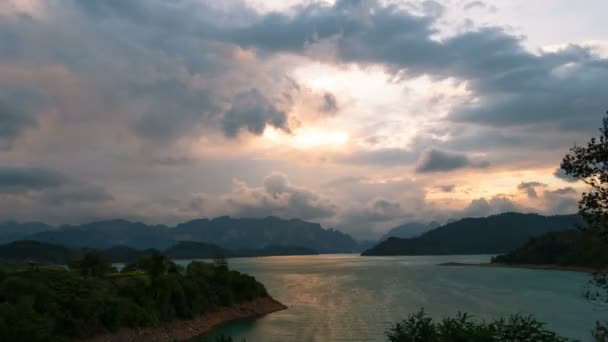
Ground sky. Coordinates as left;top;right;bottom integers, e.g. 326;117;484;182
0;0;607;239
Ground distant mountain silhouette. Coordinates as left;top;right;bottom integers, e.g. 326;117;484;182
172;216;358;252
6;216;360;253
0;240;77;264
362;213;581;256
0;221;55;244
0;239;320;265
380;222;440;241
28;220;172;249
492;230;608;269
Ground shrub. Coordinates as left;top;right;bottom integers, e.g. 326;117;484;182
386;309;568;342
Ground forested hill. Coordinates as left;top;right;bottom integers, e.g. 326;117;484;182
0;251;275;341
5;216;360;253
492;229;608;269
0;240;320;264
362;213;581;256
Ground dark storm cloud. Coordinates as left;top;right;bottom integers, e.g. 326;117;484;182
0;166;66;193
517;181;547;199
415;149;489;173
222;89;289;137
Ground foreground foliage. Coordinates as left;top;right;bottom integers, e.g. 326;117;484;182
386;310;569;342
0;253;268;341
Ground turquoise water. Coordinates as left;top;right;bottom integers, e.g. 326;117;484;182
196;254;602;341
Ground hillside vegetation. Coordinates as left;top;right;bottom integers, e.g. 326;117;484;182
492;230;608;269
363;213;580;256
0;252;269;341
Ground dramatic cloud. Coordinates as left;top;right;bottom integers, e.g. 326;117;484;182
186;173;336;221
517;181;547;199
226;0;608;132
0;0;601;238
415;149;489;173
222;89;289;138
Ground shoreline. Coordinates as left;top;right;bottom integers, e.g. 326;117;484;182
86;297;287;342
438;262;599;273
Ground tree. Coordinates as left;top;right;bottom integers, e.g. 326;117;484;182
561;110;608;340
69;251;113;277
122;251;181;279
561;111;608;243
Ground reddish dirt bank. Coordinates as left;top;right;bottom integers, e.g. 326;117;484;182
86;297;287;342
439;262;599;273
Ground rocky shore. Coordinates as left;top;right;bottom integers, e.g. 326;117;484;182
86;297;287;342
439;262;598;273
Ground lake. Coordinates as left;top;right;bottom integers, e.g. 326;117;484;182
192;254;602;341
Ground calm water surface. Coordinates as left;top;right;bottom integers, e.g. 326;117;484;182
193;254;603;341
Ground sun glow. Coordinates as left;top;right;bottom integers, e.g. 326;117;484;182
264;127;349;149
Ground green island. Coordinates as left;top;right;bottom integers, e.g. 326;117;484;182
0;251;285;341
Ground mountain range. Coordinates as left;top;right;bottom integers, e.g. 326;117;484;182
0;216;360;253
362;213;581;256
379;222;440;241
1;213;584;258
0;239;319;265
